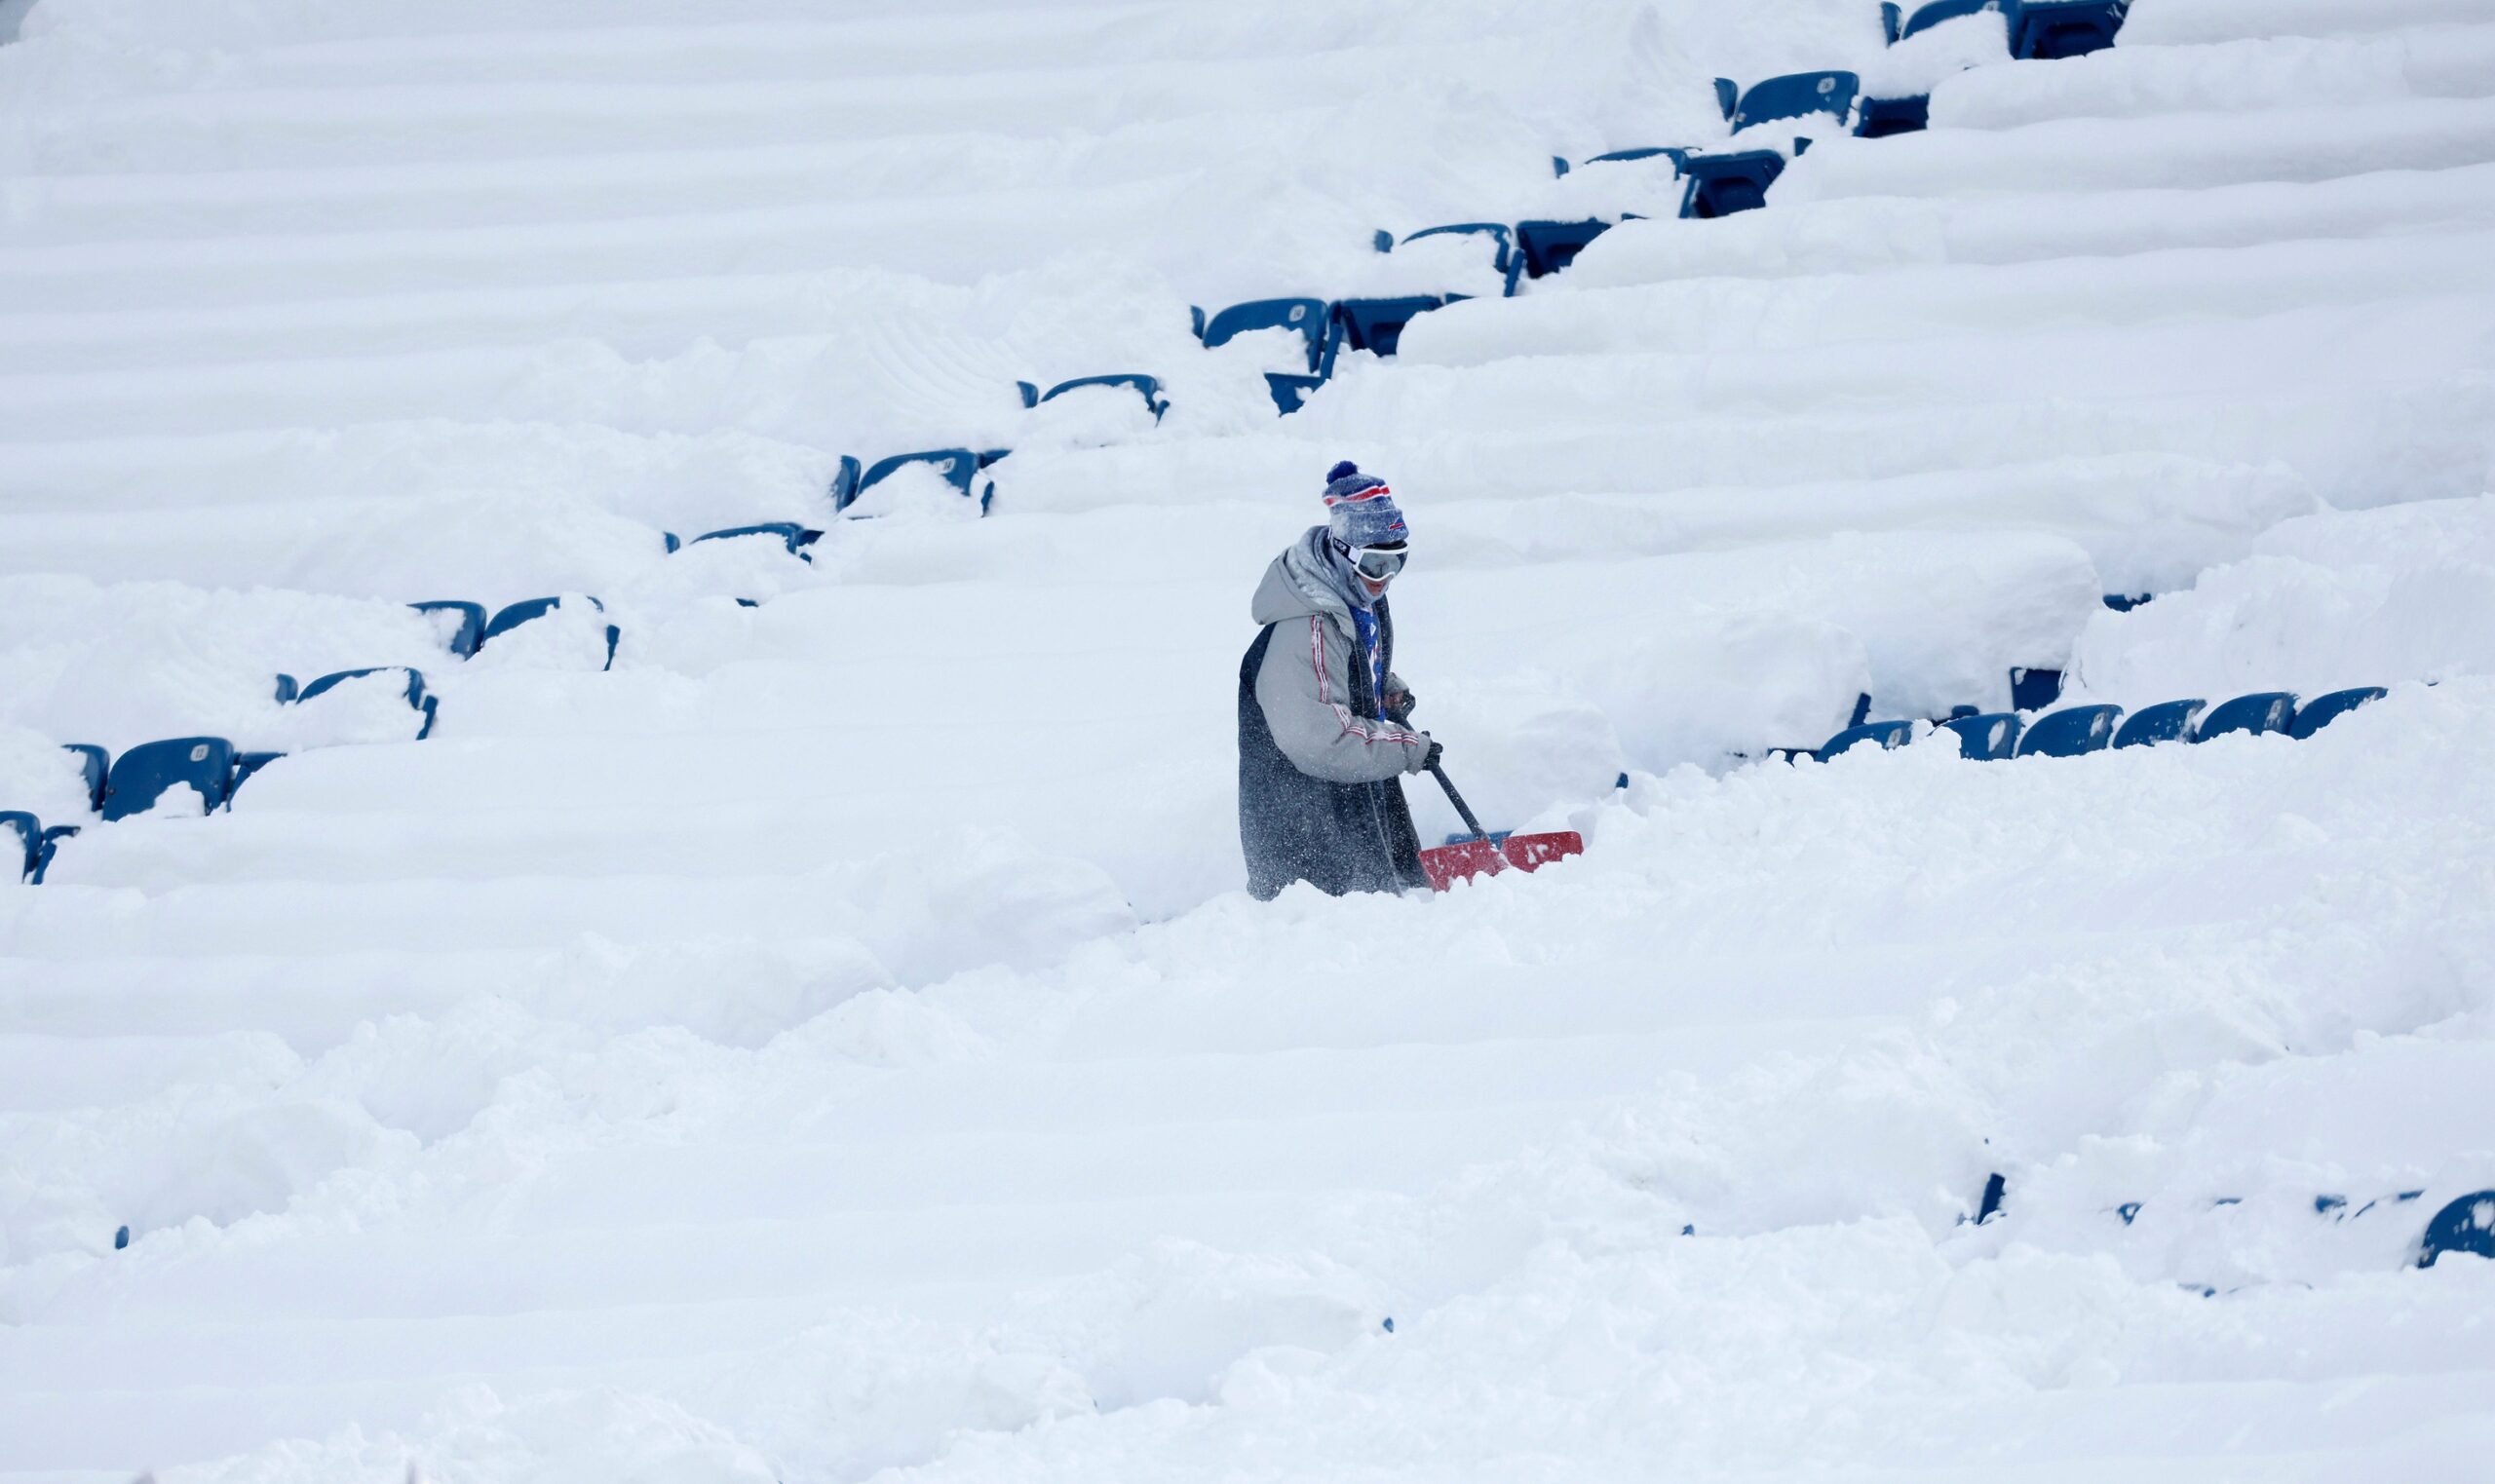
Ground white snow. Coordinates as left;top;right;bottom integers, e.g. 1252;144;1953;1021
2;0;2492;1480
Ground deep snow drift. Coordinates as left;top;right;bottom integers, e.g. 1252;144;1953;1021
2;0;2493;1480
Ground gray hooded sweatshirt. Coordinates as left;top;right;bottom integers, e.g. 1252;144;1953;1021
1248;526;1433;782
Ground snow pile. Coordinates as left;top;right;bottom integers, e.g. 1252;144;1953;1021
3;0;2493;1479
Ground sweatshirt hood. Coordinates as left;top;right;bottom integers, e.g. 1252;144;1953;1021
1251;525;1369;625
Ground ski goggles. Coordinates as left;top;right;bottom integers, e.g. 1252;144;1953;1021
1345;544;1409;580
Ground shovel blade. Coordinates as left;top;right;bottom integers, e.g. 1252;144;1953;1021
1419;830;1585;892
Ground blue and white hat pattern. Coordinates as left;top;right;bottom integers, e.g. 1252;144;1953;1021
1322;461;1407;547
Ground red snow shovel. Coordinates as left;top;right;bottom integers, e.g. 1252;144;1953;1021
1416;761;1584;892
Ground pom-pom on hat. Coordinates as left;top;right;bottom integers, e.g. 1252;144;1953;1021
1322;461;1407;547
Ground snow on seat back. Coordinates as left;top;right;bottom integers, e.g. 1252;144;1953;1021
1198;298;1329;373
2195;691;2296;742
1728;70;1861;134
2112;698;2206;748
2289;685;2387;739
2016;704;2122;757
2010;0;2130;60
1937;711;2022;759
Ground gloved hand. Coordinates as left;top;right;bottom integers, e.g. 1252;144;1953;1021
1415;738;1443;773
1384;685;1417;723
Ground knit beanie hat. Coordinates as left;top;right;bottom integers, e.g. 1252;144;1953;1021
1322;461;1407;547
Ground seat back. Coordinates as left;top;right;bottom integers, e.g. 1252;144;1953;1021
101;737;236;821
1676;151;1785;219
63;743;108;812
1264;372;1325;416
296;666;439;739
2195;692;2296;742
1328;297;1446;361
1816;720;1912;761
825;454;863;510
1401;223;1521;294
1938;711;2021;760
1;811;38;882
2112;698;2204;749
2009;666;2065;712
690;521;824;556
1902;0;2004;39
2416;1190;2495;1269
484;594;598;643
2012;0;2128;59
1733;71;1859;133
1200;298;1328;372
1041;374;1169;420
409;600;486;659
231;751;286;795
2015;704;2122;758
855;448;978;506
1855;95;1930;137
2288;686;2386;740
1513;219;1612;280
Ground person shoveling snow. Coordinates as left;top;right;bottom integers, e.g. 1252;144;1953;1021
1237;461;1439;899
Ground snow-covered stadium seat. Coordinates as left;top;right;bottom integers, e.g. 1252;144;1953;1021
1724;71;1860;134
1327;297;1455;364
99;737;236;820
2195;692;2296;743
2289;687;2387;740
1198;298;1328;372
1677;152;1786;218
1514;219;1614;279
484;596;619;670
2113;699;2205;749
2417;1191;2495;1268
2011;666;2066;712
2011;0;2128;60
1817;720;1913;760
688;522;824;559
851;448;995;515
1882;0;2007;44
1028;374;1169;421
1396;223;1524;296
294;666;441;741
1856;96;1931;138
1938;711;2022;760
409;600;486;660
2015;704;2122;758
62;743;108;813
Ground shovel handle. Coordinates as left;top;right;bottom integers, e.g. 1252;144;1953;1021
1427;762;1493;843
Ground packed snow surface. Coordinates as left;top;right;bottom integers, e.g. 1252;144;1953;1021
2;0;2493;1479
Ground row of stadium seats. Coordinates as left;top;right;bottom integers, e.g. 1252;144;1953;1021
1199;9;2132;421
1801;686;2388;764
410;595;616;666
5;737;286;882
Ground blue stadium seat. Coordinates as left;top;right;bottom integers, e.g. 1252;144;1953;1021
483;596;618;670
101;737;236;821
1938;711;2022;760
1856;95;1930;137
295;666;439;740
825;454;862;510
272;673;299;704
1400;224;1524;296
1816;720;1912;760
409;600;485;660
3;811;41;883
1890;0;2008;42
2012;0;2128;59
2289;686;2386;740
2194;692;2296;742
1199;298;1328;373
1264;373;1325;416
1730;71;1859;134
1677;151;1786;218
2417;1190;2495;1268
690;521;824;558
1713;77;1740;119
1514;219;1614;279
2011;666;2065;712
62;743;107;812
2102;592;2153;612
231;751;284;795
2015;704;2122;757
851;448;993;515
2113;699;2203;748
1326;296;1452;364
1041;374;1169;421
